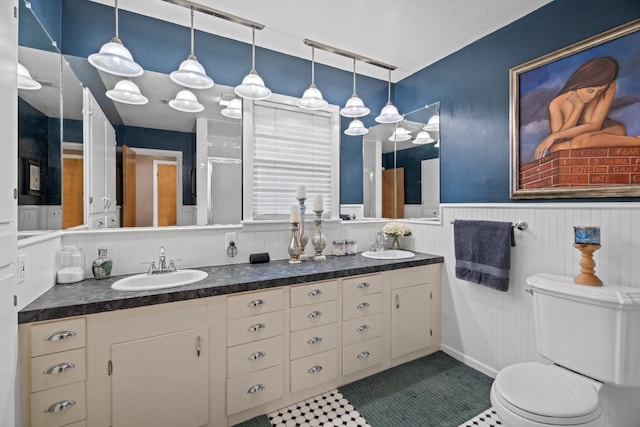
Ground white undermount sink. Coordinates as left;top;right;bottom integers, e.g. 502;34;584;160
111;269;208;291
361;250;415;260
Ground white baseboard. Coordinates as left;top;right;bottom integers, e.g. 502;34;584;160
441;344;499;379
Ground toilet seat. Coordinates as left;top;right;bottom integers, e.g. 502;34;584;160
493;362;602;425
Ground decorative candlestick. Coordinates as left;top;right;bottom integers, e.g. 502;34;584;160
288;222;302;264
297;197;309;259
573;244;602;286
312;210;326;261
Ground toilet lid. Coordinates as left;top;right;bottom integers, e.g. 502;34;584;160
495;363;601;423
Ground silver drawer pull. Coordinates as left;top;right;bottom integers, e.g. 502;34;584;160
357;302;370;310
247;384;266;394
248;351;266;361
44;362;76;375
307;289;322;297
356;325;369;333
357;282;370;289
307;336;323;345
44;399;76;413
357;351;370;360
45;331;76;342
247;299;266;308
308;311;322;319
247;323;265;332
307;365;323;374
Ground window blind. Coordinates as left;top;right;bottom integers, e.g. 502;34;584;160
252;103;334;219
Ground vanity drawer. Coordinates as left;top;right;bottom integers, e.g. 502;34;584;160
30;381;86;427
342;314;382;346
227;288;284;320
343;274;381;299
290;300;338;331
342;337;382;376
227;336;283;378
343;293;382;321
391;265;440;289
226;364;283;415
290;280;338;307
290;323;338;360
227;310;284;347
31;348;86;392
290;349;338;394
30;318;86;357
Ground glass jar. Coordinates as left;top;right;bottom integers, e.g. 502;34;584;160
57;245;85;284
332;240;346;256
92;248;113;280
345;239;357;255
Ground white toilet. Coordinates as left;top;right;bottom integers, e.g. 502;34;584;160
490;273;640;426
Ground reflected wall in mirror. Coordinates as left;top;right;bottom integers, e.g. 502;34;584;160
361;102;440;219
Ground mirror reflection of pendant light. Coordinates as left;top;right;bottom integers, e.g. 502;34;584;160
235;28;271;100
340;58;369;118
375;69;403;123
169;89;204;113
297;46;328;110
106;79;148;105
88;0;143;77
423;114;440;131
344;118;369;136
170;7;214;89
221;98;242;119
413;131;434;145
17;63;41;90
389;126;411;142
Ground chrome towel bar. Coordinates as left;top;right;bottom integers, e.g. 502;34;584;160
450;219;528;231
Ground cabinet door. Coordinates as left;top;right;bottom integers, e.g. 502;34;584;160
391;284;432;359
111;327;208;427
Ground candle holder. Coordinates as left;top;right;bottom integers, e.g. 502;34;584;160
573;243;602;286
312;210;326;261
297;197;309;260
288;222;302;264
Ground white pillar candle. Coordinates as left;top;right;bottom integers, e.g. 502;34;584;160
314;194;323;211
297;185;306;199
290;205;300;223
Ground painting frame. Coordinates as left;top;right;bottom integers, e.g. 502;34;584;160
24;158;42;196
510;18;640;199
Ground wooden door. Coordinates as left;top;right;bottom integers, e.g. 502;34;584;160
157;164;177;226
122;145;136;227
62;158;83;228
382;168;405;218
391;284;432;359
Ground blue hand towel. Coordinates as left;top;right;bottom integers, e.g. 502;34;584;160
453;220;515;292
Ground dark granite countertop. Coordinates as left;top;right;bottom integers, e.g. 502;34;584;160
18;252;443;324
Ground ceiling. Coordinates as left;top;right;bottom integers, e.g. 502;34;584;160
92;0;551;82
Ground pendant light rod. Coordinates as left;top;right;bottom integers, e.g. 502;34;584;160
162;0;264;30
303;39;396;71
114;0;120;39
251;27;256;70
386;69;392;101
189;7;194;55
311;47;316;84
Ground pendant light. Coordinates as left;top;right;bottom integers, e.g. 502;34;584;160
340;58;369;118
17;63;41;90
297;46;328;110
221;98;242;119
423;114;440;131
235;28;271;100
88;0;143;77
413;131;434;145
170;7;214;89
375;69;403;123
169;89;204;113
106;79;148;105
344;119;369;136
389;126;411;142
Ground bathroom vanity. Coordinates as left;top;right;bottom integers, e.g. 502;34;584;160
18;253;443;427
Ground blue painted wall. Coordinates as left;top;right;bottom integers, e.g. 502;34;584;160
395;0;640;203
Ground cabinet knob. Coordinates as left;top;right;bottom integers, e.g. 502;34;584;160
307;365;323;374
307;311;322;319
357;351;370;360
307;336;323;345
357;302;370;310
44;331;76;342
307;289;322;297
357;282;370;289
247;323;265;332
247;299;266;308
43;362;76;375
248;351;266;361
44;399;76;413
247;384;266;394
356;325;369;333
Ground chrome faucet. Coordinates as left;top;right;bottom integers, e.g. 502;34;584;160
159;246;167;272
146;246;177;275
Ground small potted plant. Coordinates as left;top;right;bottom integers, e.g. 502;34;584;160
382;222;412;249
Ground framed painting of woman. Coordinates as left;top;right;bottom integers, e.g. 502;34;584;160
510;19;640;199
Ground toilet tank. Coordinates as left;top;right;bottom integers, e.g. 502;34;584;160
527;273;640;388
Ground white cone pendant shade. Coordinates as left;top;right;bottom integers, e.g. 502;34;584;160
89;38;143;77
344;118;369;136
298;46;328;110
413;131;434;145
169;89;204;113
17;63;41;90
170;8;214;89
340;58;369;118
221;98;242;119
375;70;403;123
423;114;440;131
106;79;148;105
389;126;411;142
235;28;271;100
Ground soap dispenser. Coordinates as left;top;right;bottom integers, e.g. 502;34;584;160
92;247;113;279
